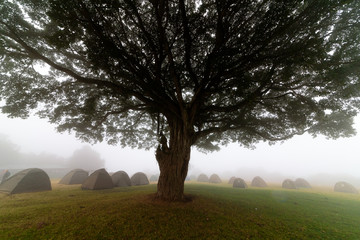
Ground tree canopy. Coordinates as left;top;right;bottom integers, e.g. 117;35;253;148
1;0;360;200
1;0;360;148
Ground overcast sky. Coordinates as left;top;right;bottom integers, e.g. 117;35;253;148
0;112;360;185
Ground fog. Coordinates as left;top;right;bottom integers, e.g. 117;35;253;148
1;113;359;187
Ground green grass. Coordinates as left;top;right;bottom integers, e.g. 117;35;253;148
1;182;360;240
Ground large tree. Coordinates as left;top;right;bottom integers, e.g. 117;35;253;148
1;0;360;200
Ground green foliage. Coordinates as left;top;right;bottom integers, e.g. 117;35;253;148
1;0;360;151
1;183;360;239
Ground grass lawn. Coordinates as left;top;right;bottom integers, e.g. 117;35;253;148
1;181;360;240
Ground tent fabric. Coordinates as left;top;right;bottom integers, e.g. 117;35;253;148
251;176;268;188
334;181;358;194
111;171;131;187
59;169;88;185
130;172;149;186
209;174;222;183
233;178;248;188
282;179;297;189
228;176;236;185
81;168;114;190
149;174;160;182
0;168;51;194
197;174;209;182
0;169;10;184
294;178;311;188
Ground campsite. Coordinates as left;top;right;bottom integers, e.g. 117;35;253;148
1;1;360;239
1;176;360;240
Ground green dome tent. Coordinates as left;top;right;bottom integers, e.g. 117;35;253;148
0;168;51;194
209;174;222;183
59;169;88;185
130;172;149;186
111;171;131;187
233;178;248;188
334;181;358;194
149;174;160;182
197;174;209;182
251;176;268;188
294;178;311;189
228;176;236;185
81;169;114;190
282;179;296;189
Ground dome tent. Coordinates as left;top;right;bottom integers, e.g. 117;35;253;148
0;169;10;184
233;178;248;188
209;174;222;183
228;176;236;185
130;172;149;186
197;174;209;182
111;171;131;187
81;168;114;190
0;168;51;194
149;174;160;182
282;179;296;189
334;181;358;194
59;169;88;185
251;176;268;188
294;178;311;189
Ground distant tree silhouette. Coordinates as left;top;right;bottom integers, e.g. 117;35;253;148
67;146;105;170
0;134;65;168
0;134;21;167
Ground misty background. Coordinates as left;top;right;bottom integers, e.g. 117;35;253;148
1;112;359;187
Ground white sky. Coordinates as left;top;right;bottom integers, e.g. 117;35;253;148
0;113;359;185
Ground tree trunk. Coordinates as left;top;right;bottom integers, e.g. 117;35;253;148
155;119;192;201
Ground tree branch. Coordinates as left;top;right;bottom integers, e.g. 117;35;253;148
179;0;198;87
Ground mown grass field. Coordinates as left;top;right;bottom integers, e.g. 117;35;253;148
1;181;360;240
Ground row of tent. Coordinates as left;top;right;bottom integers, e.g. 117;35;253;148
0;169;358;194
197;174;270;188
61;168;149;190
196;173;359;194
196;173;270;188
0;168;149;194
